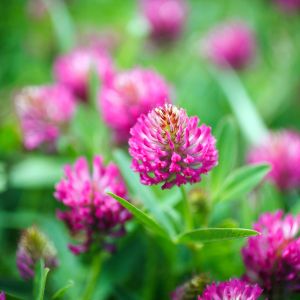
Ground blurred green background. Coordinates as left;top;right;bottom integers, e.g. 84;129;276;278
1;0;300;299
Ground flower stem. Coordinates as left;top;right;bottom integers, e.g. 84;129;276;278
180;186;193;231
82;252;103;300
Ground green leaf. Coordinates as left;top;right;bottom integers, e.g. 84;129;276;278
176;228;258;244
113;150;176;236
33;261;49;300
211;68;268;145
9;156;65;189
42;0;75;52
214;163;270;202
211;117;237;190
107;192;169;239
51;280;74;299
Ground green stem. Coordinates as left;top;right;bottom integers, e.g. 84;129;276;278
82;253;103;300
180;186;193;231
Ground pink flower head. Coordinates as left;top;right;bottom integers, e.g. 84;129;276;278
0;292;5;300
247;130;300;191
54;156;131;254
242;211;300;293
99;68;171;144
202;21;256;69
53;47;114;101
198;279;263;300
275;0;300;12
129;104;218;189
15;85;76;150
141;0;188;42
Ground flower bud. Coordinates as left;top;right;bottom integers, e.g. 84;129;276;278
16;226;58;280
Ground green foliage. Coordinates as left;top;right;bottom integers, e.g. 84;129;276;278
33;261;49;300
108;192;170;239
51;280;74;299
9;156;65;189
213;163;271;202
176;228;258;244
211;117;238;191
113;149;176;236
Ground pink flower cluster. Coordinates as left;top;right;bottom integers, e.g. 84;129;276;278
275;0;300;11
15;85;76;150
129;104;218;189
242;211;300;293
202;21;255;69
248;130;300;191
198;279;263;300
0;292;5;300
54;47;114;101
99;68;171;143
54;156;131;254
141;0;188;42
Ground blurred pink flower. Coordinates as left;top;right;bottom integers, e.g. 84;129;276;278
53;47;114;101
129;104;218;189
15;85;76;150
54;156;131;254
16;226;58;280
202;21;256;69
198;279;263;300
141;0;188;42
99;68;171;144
275;0;300;12
242;211;300;293
0;292;5;300
247;130;300;191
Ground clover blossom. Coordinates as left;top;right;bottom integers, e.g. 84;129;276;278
54;156;131;254
141;0;188;42
248;130;300;191
15;85;76;150
202;21;255;69
242;211;300;295
198;279;263;300
99;68;171;143
54;47;114;100
129;104;218;189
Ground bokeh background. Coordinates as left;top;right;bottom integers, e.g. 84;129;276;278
1;0;300;299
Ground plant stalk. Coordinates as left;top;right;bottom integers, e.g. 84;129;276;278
82;252;103;300
180;186;193;231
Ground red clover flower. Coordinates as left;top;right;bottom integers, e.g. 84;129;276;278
129;104;218;189
99;68;171;144
247;130;300;191
54;156;131;254
242;211;300;295
15;85;76;150
198;279;263;300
